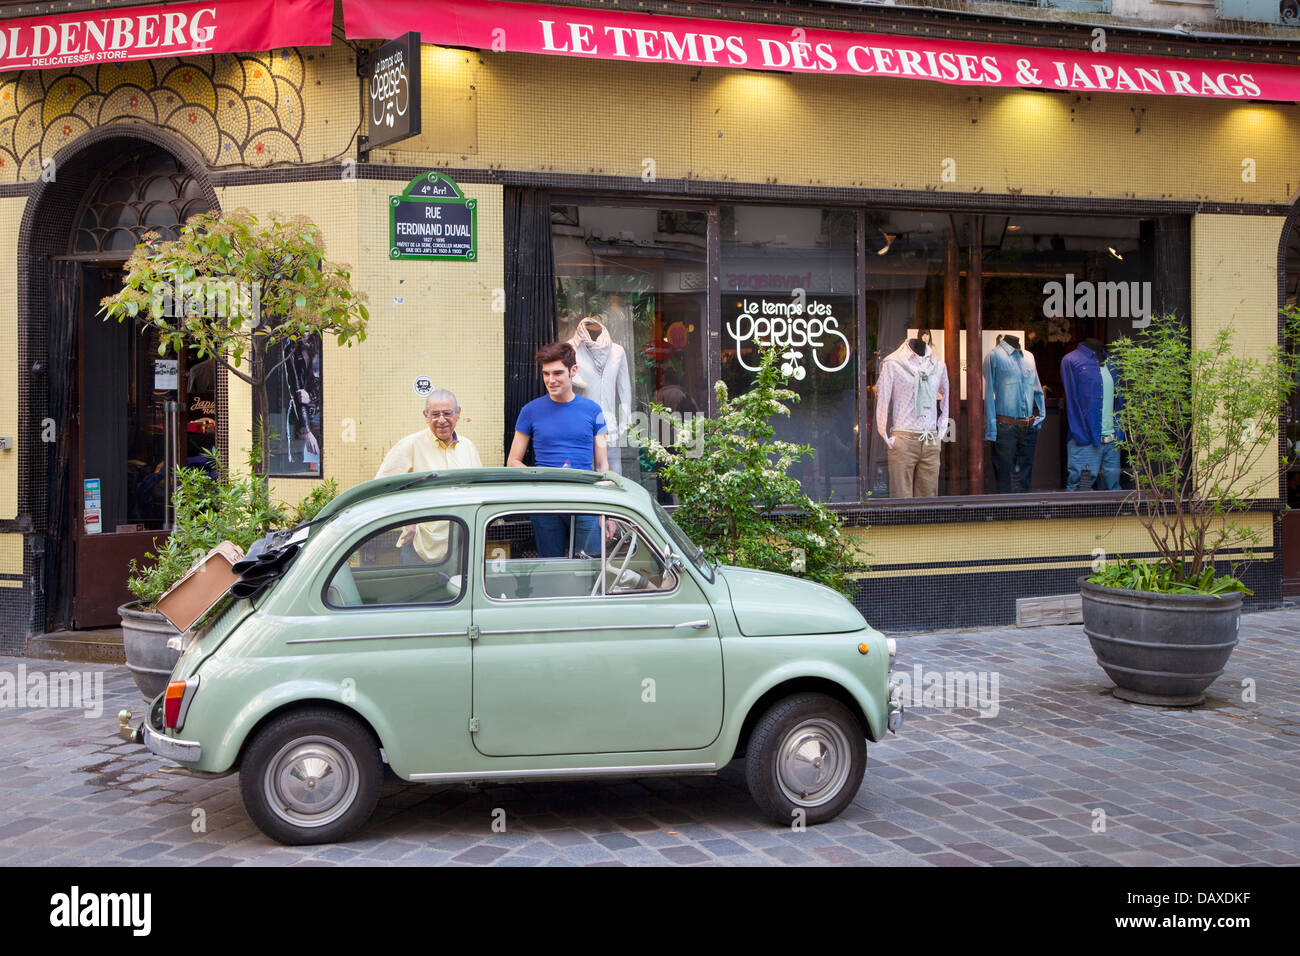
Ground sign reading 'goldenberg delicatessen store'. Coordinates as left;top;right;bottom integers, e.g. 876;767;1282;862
0;0;333;71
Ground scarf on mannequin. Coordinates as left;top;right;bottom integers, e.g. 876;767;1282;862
884;341;940;444
572;319;612;375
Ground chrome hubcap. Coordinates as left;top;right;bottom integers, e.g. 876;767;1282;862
265;736;359;829
776;719;852;808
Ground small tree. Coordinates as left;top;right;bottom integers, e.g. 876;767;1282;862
1094;309;1300;592
643;346;861;596
99;209;369;475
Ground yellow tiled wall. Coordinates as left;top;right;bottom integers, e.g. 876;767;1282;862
849;512;1274;580
0;196;20;532
1191;213;1287;500
215;179;504;505
374;46;1300;206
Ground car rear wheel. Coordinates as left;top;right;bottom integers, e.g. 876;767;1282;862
745;693;866;826
240;709;382;845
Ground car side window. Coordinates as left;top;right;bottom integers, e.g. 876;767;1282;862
483;511;675;601
325;517;465;608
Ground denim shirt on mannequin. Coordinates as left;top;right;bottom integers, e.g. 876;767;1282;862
982;340;1045;441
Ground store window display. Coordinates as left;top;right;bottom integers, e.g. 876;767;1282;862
1060;337;1123;491
983;334;1046;494
876;336;950;498
552;204;709;496
720;205;858;502
568;316;632;474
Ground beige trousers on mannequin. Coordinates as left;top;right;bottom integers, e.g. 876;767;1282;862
888;430;941;498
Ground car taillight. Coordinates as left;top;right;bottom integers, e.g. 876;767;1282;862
163;677;200;730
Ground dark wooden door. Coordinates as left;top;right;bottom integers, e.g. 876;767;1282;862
70;266;181;628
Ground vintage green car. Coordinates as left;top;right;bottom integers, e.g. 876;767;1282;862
121;468;902;845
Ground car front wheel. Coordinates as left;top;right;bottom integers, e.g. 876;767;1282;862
745;693;867;827
239;708;382;845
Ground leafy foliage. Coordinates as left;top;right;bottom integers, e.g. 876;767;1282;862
127;449;337;607
99;209;369;474
1090;556;1251;596
1089;309;1300;594
642;346;861;596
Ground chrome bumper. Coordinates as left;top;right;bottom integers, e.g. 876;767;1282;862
887;671;905;734
117;707;202;763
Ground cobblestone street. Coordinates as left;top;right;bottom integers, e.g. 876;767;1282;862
1;607;1297;867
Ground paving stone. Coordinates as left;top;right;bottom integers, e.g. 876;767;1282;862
3;605;1298;867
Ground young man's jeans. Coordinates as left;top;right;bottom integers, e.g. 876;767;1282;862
1066;438;1120;491
991;422;1038;493
531;514;601;558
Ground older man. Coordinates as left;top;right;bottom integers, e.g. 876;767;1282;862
375;388;482;560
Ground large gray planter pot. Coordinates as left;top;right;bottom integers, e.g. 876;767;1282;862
1079;575;1242;707
118;602;181;702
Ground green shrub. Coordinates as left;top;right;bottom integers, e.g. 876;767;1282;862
1087;309;1300;595
127;451;337;607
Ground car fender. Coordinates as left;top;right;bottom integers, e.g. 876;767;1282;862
718;654;888;756
195;676;408;775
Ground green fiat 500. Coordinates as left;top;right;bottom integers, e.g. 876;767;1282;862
121;468;903;845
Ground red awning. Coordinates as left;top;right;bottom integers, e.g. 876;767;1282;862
0;0;334;72
342;0;1299;101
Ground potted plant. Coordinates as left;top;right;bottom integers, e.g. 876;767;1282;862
642;346;860;597
1081;310;1300;706
101;209;366;698
119;454;337;700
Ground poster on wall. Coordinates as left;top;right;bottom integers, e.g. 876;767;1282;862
266;335;323;476
83;478;101;535
390;172;477;261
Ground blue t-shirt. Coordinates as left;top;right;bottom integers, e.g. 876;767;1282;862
515;394;607;469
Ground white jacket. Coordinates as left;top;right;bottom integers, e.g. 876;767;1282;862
570;321;632;474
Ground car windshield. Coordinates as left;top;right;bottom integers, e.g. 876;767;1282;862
652;499;714;582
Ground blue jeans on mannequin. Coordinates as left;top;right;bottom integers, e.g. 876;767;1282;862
1066;439;1120;491
991;422;1038;493
530;514;601;558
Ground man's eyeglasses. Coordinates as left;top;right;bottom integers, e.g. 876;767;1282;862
424;410;457;420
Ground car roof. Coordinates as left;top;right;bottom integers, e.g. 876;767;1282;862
314;467;654;529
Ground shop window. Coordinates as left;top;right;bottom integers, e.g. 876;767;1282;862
552;204;709;499
865;212;1157;499
549;201;1166;506
720;205;859;502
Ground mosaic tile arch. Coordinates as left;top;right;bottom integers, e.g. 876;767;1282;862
0;48;307;182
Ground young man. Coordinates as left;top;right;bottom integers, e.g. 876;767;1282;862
508;342;609;557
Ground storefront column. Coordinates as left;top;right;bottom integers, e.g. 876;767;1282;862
943;230;962;496
965;217;985;495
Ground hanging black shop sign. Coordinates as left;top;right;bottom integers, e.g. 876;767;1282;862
389;172;477;261
362;31;421;153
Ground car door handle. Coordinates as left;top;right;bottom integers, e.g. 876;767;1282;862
676;619;710;630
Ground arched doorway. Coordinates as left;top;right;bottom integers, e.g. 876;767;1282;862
19;130;219;633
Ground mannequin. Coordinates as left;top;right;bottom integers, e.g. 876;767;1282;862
876;337;950;498
983;336;1044;493
1061;337;1121;490
568;317;632;474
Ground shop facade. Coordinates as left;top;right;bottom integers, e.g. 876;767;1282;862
2;0;1299;652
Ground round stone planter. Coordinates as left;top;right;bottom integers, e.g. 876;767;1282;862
1079;575;1242;707
118;602;181;702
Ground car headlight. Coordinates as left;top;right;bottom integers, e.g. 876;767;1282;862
886;638;897;663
